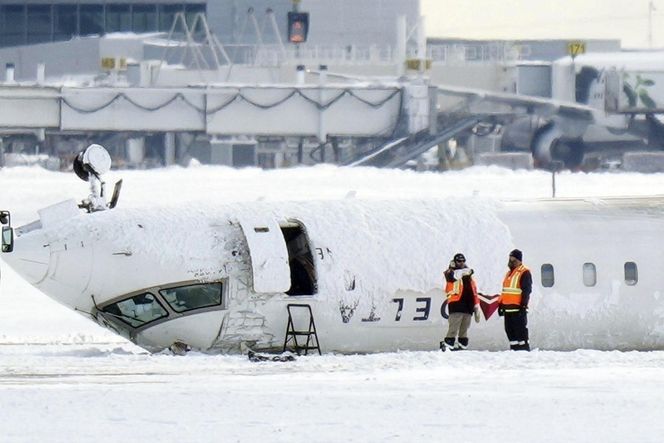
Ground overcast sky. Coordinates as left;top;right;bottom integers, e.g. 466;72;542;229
421;0;663;49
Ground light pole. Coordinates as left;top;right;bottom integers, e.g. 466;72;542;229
648;0;656;49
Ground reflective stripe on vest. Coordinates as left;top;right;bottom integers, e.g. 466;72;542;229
446;277;478;303
500;264;528;306
445;279;463;303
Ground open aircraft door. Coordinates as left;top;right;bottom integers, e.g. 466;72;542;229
238;215;291;293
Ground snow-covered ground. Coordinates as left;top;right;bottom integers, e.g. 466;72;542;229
2;164;664;442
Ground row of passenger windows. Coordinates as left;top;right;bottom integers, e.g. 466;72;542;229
0;3;206;47
102;282;223;328
540;262;638;288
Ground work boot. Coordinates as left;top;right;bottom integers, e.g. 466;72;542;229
440;337;456;352
457;337;469;350
513;342;530;351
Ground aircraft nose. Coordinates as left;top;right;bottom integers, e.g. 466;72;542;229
1;230;50;285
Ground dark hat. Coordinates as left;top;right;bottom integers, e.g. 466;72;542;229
453;253;466;262
509;249;523;261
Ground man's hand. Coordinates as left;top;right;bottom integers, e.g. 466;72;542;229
473;305;481;323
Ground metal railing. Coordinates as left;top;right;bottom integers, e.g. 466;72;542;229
163;39;531;68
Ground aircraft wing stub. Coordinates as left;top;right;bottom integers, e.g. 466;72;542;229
436;85;596;121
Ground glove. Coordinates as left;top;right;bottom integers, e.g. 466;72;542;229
520;305;529;314
473;305;481;323
449;260;455;269
498;306;505;317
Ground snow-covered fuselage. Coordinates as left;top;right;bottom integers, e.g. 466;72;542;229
3;196;664;353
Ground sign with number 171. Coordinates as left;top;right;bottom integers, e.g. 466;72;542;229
567;41;586;58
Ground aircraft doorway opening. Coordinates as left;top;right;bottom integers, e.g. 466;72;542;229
280;223;317;295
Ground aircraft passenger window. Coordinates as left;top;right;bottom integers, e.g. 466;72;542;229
583;263;597;287
541;264;554;287
160;283;223;313
102;293;167;328
624;262;638;286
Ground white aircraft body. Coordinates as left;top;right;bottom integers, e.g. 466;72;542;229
1;154;663;354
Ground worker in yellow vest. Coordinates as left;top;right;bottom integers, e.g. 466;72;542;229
498;249;532;351
441;253;481;351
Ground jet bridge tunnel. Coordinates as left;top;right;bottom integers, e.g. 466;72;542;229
0;82;436;167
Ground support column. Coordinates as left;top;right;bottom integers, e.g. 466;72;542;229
417;16;426;75
318;64;328;143
36;63;45;84
164;132;176;166
5;63;15;83
126;137;145;166
396;15;407;76
296;64;305;85
209;138;233;166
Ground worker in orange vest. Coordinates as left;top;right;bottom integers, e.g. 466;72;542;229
441;253;481;351
498;249;532;351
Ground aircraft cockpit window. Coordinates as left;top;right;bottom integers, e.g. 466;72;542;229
624;262;638;286
102;293;168;328
160;283;223;313
541;264;555;287
583;263;597;287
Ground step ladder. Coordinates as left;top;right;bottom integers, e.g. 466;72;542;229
283;304;321;355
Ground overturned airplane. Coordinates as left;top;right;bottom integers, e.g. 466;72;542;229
2;145;663;354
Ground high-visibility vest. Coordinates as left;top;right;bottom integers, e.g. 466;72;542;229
445;275;477;303
500;264;529;307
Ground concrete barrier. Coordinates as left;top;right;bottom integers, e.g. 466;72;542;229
475;152;533;170
3;153;60;170
622;152;664;173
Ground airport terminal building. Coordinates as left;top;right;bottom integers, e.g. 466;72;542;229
0;0;420;49
1;1;659;173
0;0;426;170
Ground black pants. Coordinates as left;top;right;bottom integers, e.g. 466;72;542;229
504;311;529;351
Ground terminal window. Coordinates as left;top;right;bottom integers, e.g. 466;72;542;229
54;5;78;42
106;4;132;33
27;5;51;44
0;2;206;47
133;5;157;33
0;5;26;46
185;3;205;28
80;4;104;36
159;4;184;31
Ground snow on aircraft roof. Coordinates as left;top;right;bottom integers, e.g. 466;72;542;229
46;196;511;297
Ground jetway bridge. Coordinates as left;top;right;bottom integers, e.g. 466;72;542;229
0;82;495;169
0;84;409;139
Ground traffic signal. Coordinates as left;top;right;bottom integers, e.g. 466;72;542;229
288;12;309;43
